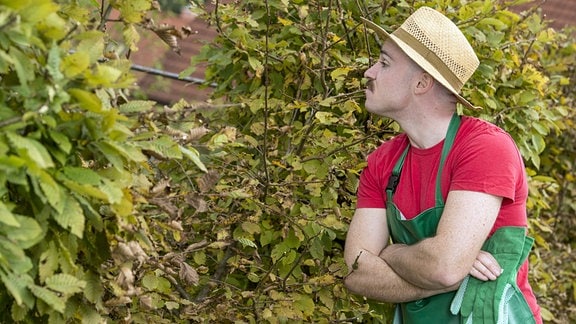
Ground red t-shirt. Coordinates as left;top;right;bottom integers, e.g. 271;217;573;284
357;116;541;322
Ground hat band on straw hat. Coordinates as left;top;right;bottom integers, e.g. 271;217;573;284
392;28;464;93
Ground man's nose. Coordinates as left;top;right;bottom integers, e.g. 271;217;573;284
364;63;377;79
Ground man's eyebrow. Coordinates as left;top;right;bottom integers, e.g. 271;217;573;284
380;49;393;60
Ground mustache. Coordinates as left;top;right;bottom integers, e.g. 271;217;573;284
366;79;374;91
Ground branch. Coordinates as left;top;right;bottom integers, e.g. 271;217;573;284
260;0;272;200
194;243;234;302
0;116;21;129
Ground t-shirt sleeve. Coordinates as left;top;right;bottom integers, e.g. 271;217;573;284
449;130;524;201
356;151;387;208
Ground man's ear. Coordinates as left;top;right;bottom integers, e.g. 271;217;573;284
414;73;434;94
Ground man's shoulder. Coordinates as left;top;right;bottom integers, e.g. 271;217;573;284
366;134;409;165
459;116;513;140
371;134;409;154
456;116;522;158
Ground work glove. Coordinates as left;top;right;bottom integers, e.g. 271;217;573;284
450;226;535;324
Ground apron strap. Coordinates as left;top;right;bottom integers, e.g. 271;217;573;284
435;113;461;206
386;113;461;206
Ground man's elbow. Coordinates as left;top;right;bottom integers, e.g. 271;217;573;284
343;270;367;297
428;266;467;288
343;274;356;293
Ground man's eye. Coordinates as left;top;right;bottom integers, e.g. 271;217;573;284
380;60;388;67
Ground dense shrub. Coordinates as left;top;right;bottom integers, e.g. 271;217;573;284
0;0;573;322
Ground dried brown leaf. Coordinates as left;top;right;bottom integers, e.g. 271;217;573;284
169;220;184;231
185;194;208;213
152;24;186;54
112;242;135;263
151;178;171;195
179;262;199;286
188;126;210;141
184;240;209;253
197;170;219;193
140;294;154;310
116;265;135;289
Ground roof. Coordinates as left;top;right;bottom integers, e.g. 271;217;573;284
514;0;576;30
131;2;575;105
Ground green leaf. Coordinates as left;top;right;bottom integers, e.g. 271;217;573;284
0;237;33;273
10;301;28;322
92;141;126;170
181;145;208;172
136;135;181;159
248;56;264;78
46;43;64;82
53;195;85;238
271;242;290;263
318;97;336;107
28;284;66;313
123;23;140;51
69;88;102;113
61;52;91;78
259;228;276;247
75;30;105;64
5;215;45;249
118;100;156;114
293;293;315;317
315;111;338;124
38;170;64;213
309;237;324;259
116;0;152;23
86;64;123;87
6;132;55;169
0;201;20;227
83;271;104;304
39;242;60;283
62;167;102;186
241;222;261;234
45;273;86;295
98;178;124;205
330;67;351;80
284;228;300;249
105;141;147;162
142;272;172;293
531;133;546;154
49;131;72;154
0;272;34;308
59;178;109;202
8;47;34;87
17;0;59;23
478;17;508;31
237;237;257;248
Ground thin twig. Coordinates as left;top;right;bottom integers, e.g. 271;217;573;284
261;0;272;200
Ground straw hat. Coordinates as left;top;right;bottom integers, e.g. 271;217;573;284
361;7;480;110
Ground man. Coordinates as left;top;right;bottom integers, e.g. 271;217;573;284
344;7;542;323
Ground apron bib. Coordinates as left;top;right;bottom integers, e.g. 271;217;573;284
387;114;461;324
386;114;535;324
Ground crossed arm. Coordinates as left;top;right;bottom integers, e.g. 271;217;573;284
343;190;503;303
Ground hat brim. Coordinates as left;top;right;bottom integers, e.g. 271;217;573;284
360;17;480;110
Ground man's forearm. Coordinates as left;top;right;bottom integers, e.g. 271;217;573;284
379;240;465;289
344;248;458;303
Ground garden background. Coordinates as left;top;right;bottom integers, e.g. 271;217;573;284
0;0;574;322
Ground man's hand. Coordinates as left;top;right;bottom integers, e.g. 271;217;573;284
469;250;502;281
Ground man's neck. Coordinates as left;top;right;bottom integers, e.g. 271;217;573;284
397;111;455;149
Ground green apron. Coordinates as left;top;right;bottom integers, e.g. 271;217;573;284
386;114;536;323
386;114;461;324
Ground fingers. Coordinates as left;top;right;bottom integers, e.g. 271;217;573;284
469;251;503;281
